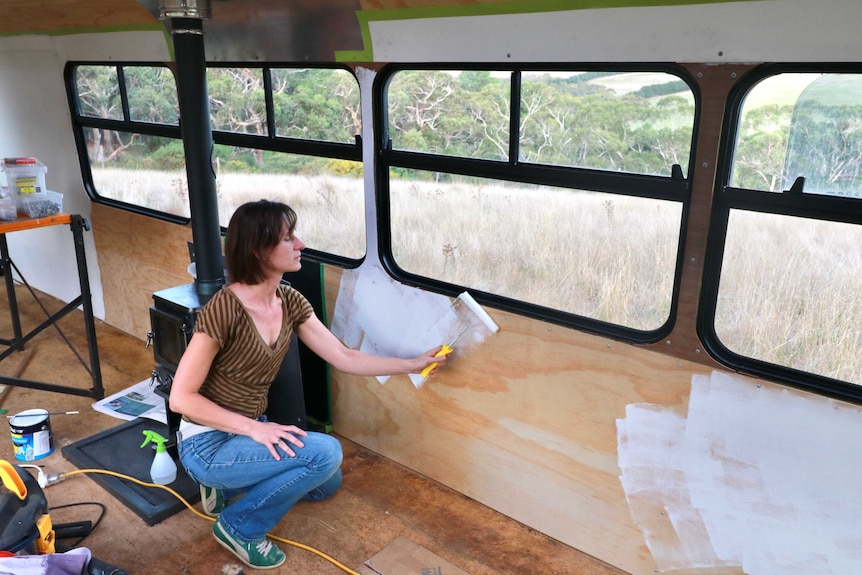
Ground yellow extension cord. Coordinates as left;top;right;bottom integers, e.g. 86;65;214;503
60;468;361;575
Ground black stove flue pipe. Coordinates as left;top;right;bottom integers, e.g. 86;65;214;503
162;3;224;303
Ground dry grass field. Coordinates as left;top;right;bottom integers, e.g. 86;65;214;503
93;167;862;385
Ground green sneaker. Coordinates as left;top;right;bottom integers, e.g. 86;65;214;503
200;484;226;517
213;519;286;570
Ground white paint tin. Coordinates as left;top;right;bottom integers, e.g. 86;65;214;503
9;408;54;461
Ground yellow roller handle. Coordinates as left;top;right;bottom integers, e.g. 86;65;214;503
420;344;453;379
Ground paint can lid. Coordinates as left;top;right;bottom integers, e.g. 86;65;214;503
9;408;49;426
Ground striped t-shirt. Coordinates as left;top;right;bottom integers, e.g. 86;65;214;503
193;283;313;420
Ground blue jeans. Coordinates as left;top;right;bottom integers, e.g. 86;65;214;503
178;423;343;543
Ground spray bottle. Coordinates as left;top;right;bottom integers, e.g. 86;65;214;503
140;430;177;485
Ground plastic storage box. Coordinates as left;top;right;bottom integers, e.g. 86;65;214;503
0;196;16;220
0;187;14;220
3;158;47;196
17;190;62;218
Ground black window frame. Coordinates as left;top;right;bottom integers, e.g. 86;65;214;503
65;61;186;223
700;62;862;402
65;61;364;267
374;63;699;344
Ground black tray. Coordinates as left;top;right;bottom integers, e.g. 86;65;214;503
61;417;199;525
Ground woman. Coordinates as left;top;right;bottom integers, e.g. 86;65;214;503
169;200;445;570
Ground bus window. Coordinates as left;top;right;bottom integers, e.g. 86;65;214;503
706;68;862;396
386;70;511;161
76;64;124;120
716;211;862;384
784;74;862;197
389;169;682;330
385;69;694;178
270;68;360;144
123;66;179;125
206;67;361;144
87;129;189;217
70;63;188;217
381;67;694;340
68;63;364;261
520;71;693;177
212;144;364;259
207;67;269;136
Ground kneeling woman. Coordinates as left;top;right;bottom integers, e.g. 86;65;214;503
169;200;444;570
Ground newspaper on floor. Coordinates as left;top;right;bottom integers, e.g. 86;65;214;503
92;377;167;425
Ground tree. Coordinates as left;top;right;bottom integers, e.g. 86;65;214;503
734;104;790;191
124;66;179;124
459;70;494;92
785;101;862;196
270;68;360;144
76;65;124;163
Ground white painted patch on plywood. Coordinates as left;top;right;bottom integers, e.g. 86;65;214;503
617;371;862;574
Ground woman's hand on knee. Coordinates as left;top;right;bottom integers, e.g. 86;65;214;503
251;422;308;460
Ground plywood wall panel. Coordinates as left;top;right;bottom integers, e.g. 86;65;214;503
0;0;156;34
91;203;192;340
324;262;862;575
323;266;717;575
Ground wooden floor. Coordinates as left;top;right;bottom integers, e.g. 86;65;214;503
0;283;627;575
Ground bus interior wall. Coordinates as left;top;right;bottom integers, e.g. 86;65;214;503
2;2;862;575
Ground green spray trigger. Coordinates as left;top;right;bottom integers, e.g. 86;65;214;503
140;430;169;452
140;430;177;485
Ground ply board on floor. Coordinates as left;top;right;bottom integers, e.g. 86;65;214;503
360;537;470;575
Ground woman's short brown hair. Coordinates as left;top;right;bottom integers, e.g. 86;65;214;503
224;200;298;285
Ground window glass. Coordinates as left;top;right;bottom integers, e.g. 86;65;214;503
207;67;268;135
715;210;862;384
86;129;190;217
520;71;694;177
386;69;695;176
76;65;122;120
389;169;681;330
382;67;691;335
70;63;362;261
213;144;365;259
732;72;862;196
387;70;511;160
271;68;361;143
124;66;179;125
710;69;862;395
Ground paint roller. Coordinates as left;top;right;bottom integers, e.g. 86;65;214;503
420;291;499;379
